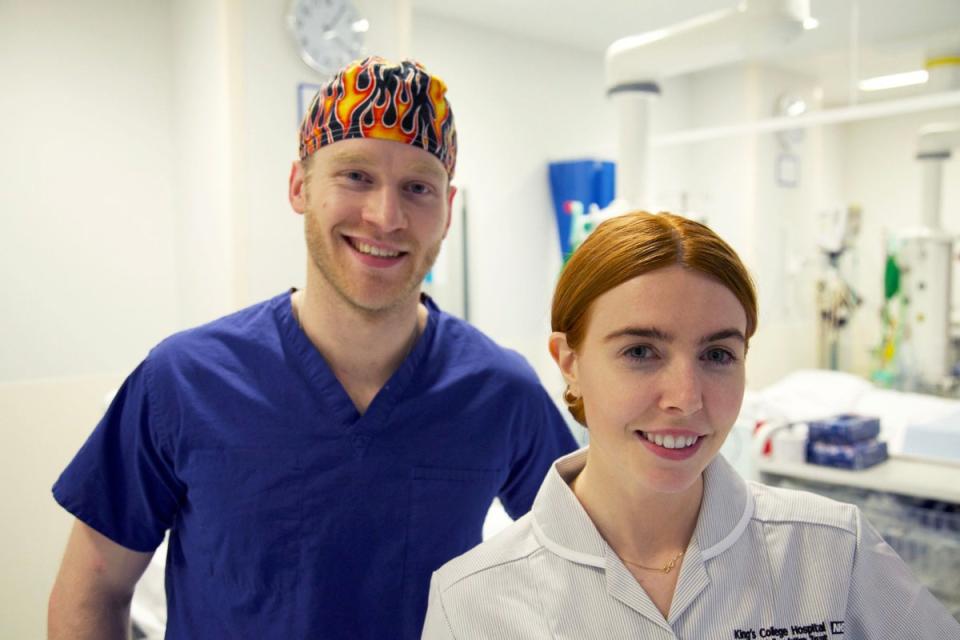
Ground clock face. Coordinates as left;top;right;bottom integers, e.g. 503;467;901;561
287;0;366;77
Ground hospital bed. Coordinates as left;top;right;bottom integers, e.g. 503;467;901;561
732;369;960;620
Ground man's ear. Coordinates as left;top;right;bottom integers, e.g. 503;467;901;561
548;331;579;394
289;160;308;214
443;184;458;238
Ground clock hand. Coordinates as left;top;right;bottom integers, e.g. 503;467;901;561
328;4;346;28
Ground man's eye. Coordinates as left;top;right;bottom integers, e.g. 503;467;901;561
407;182;432;195
346;171;366;181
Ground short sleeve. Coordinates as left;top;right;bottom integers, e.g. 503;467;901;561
52;357;182;552
846;509;960;638
497;385;577;520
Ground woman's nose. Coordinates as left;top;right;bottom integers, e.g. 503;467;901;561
658;359;704;416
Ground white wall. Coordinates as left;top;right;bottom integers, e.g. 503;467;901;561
410;13;615;382
651;63;825;388
171;0;245;328
0;0;179;382
235;0;313;302
0;374;124;639
0;2;177;635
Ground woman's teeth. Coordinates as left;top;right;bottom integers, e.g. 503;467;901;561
641;432;700;449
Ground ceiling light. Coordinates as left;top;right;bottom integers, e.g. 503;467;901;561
776;94;808;117
802;17;819;30
785;99;807;117
858;70;929;92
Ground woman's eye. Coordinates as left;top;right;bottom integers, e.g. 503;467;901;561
624;345;654;360
703;348;735;365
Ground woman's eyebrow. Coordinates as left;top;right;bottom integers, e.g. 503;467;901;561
603;327;673;343
700;329;746;344
602;327;745;344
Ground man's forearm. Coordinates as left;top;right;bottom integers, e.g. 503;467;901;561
48;585;132;640
48;520;152;640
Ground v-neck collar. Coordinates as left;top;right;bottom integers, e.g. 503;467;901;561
531;448;754;629
275;290;439;441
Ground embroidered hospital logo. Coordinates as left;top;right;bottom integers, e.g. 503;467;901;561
732;620;845;639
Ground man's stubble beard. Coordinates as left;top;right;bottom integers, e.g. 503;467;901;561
302;198;443;317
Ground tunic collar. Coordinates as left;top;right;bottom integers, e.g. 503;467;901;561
532;448;753;563
530;449;607;568
533;448;753;568
531;447;754;624
696;449;755;559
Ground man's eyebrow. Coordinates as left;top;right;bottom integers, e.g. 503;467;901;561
603;327;673;343
328;151;377;167
326;152;447;182
406;160;448;183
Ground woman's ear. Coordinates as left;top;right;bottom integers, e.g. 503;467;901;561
548;332;579;395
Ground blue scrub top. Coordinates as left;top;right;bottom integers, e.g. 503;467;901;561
53;292;577;639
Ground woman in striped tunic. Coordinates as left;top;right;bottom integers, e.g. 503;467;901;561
422;211;960;639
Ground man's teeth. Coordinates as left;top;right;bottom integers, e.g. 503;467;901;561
642;432;700;449
355;241;400;258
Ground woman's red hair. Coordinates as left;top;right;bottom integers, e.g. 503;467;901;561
551;211;758;425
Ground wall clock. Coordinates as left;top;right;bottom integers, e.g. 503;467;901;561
287;0;366;77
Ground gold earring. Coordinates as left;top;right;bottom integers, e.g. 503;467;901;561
563;388;579;405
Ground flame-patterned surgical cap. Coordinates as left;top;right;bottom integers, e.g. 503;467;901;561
298;57;457;177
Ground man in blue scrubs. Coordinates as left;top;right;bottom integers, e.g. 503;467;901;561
48;57;577;640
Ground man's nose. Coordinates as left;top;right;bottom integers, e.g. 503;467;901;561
361;188;407;232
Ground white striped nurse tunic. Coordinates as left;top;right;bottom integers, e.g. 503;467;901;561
422;448;960;639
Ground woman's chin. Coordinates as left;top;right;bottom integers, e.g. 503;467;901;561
633;465;706;497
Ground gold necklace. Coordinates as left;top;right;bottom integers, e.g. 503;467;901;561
621;550;685;575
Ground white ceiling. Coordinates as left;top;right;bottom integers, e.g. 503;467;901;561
411;0;960;101
411;0;960;56
412;0;732;53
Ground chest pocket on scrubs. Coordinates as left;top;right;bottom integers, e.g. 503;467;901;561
185;448;304;606
405;467;503;631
